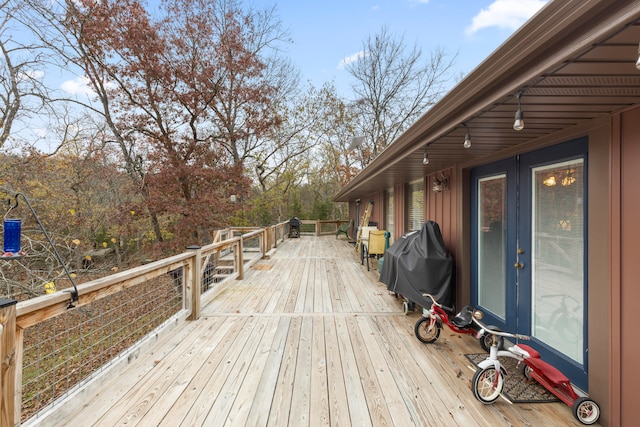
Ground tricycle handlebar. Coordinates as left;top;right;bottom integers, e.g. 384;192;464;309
471;316;530;340
421;293;454;313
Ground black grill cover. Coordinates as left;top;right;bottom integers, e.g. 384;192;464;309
379;221;453;309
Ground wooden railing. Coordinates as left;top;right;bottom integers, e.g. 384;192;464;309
0;221;298;426
298;219;351;236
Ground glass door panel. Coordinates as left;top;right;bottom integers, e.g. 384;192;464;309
477;175;507;319
531;159;584;364
471;158;516;331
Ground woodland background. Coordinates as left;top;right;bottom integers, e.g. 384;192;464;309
0;0;456;300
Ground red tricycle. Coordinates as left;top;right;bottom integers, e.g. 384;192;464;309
414;293;502;352
470;310;600;425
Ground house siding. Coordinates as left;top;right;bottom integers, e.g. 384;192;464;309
618;106;640;427
426;168;457;257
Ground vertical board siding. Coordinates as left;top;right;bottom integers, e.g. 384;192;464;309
426;168;457;256
619;107;640;427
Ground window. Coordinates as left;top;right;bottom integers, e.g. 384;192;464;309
407;180;424;231
385;187;394;241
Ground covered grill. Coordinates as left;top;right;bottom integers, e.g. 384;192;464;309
289;217;301;238
379;221;453;310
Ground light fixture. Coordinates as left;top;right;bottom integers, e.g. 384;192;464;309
513;91;525;131
432;173;449;192
463;123;471;148
423;147;429;165
543;176;556;186
636;42;640;70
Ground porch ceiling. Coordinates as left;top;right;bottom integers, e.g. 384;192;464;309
334;0;640;201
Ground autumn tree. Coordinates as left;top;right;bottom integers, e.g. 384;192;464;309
205;0;296;168
99;0;290;248
347;26;456;166
19;0;293;250
0;137;139;300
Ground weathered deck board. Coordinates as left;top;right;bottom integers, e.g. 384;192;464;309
35;236;592;426
323;316;351;427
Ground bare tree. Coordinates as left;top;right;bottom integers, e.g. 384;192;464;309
204;0;297;168
252;83;339;192
0;0;54;150
347;26;456;165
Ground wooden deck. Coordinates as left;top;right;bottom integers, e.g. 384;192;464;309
36;236;588;426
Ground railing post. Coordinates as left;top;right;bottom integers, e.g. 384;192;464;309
265;228;270;253
1;299;17;427
262;228;268;255
186;246;202;320
236;238;244;280
272;225;277;249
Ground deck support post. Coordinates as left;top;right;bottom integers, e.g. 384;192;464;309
1;298;17;427
236;239;244;280
272;225;278;249
186;246;202;320
263;228;269;255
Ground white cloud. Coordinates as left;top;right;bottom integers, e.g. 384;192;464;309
33;128;48;138
61;76;95;97
338;50;367;70
465;0;548;35
20;70;45;82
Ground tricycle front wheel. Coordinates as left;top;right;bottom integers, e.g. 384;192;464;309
472;367;503;404
414;316;441;343
572;397;600;425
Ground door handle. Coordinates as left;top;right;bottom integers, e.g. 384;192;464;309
514;262;524;269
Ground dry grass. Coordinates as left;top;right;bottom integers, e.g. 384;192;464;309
20;275;182;421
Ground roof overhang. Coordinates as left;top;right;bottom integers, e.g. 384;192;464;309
335;0;640;202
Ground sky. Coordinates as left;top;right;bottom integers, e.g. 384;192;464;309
56;0;550;100
13;0;550;150
270;0;549;97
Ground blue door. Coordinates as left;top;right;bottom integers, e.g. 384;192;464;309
471;137;588;390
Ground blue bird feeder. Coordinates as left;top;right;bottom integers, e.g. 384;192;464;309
4;193;79;306
3;219;22;253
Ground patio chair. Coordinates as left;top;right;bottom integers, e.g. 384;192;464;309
359;226;378;270
362;229;389;271
368;230;388;257
336;219;353;240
